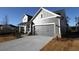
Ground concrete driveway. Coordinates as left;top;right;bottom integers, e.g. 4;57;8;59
0;36;53;51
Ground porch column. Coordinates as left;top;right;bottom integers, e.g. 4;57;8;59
29;22;32;34
24;26;27;33
56;16;61;38
19;25;21;33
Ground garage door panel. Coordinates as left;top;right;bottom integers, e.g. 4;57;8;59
35;24;54;36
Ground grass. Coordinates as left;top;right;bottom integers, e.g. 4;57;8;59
40;37;79;51
0;34;17;42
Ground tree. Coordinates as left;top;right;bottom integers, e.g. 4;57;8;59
2;15;8;26
4;15;8;25
2;15;9;33
66;16;70;23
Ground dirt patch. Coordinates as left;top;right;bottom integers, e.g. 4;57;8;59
0;34;17;42
40;38;79;51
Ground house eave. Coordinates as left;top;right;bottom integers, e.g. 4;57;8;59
19;22;29;25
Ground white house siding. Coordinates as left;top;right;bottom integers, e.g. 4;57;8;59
33;17;61;37
22;15;28;23
33;10;55;23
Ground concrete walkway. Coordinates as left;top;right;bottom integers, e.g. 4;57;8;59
0;36;53;51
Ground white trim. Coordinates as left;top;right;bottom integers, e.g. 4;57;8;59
54;23;56;37
30;7;42;22
40;16;59;20
58;18;61;37
33;23;55;26
24;26;27;33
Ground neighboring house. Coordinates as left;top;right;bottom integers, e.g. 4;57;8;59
18;14;32;34
0;25;3;30
0;24;18;34
29;8;68;37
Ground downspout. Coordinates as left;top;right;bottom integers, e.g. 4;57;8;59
18;25;21;33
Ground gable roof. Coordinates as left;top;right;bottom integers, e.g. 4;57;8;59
30;7;42;22
19;14;33;25
0;24;17;28
54;9;65;15
21;14;32;21
42;8;60;17
30;7;61;22
54;9;67;20
24;14;33;21
9;24;17;28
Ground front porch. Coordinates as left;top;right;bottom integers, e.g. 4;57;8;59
18;22;33;35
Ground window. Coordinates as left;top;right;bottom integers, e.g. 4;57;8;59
41;14;43;18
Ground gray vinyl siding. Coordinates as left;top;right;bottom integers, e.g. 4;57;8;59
60;18;67;35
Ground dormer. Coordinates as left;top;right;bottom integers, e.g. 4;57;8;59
22;14;32;23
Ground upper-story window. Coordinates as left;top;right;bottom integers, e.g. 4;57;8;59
41;14;43;18
24;18;26;20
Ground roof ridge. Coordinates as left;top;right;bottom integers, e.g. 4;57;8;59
25;13;33;17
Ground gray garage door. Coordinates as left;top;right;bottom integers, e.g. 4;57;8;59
35;24;55;36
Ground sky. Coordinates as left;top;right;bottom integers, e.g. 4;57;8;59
0;7;79;26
